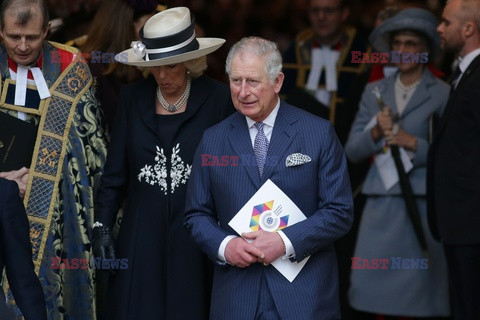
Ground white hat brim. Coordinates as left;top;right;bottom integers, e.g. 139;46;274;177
116;38;225;67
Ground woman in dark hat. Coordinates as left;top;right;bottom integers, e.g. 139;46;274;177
81;4;160;316
345;8;450;319
92;7;234;319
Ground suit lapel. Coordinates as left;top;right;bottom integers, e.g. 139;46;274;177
376;71;433;119
227;112;261;188
227;102;299;187
262;102;298;181
454;54;480;91
400;70;433;119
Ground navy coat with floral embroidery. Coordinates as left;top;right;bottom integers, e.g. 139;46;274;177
95;74;234;320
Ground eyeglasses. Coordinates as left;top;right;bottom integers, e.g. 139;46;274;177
309;6;342;16
391;39;423;50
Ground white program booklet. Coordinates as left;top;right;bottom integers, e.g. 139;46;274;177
228;179;310;282
363;116;414;190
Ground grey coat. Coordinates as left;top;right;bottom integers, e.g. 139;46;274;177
345;69;449;195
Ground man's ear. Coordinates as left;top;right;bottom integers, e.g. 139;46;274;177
274;72;285;93
463;21;476;38
42;21;51;40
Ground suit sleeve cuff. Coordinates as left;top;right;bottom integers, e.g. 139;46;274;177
217;235;237;265
277;230;295;260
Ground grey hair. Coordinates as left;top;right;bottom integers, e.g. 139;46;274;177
0;0;49;31
225;36;282;84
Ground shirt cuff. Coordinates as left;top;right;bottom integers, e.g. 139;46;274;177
277;230;295;260
217;235;237;264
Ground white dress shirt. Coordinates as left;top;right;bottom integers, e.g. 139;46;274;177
455;48;480;86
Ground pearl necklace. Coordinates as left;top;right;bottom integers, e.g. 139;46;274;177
395;76;420;100
156;78;191;112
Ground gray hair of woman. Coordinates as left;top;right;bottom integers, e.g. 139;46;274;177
225;36;283;84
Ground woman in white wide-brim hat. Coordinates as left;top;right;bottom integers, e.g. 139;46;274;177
345;8;451;319
92;7;234;319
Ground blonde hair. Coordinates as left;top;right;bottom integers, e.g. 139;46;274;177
184;56;207;78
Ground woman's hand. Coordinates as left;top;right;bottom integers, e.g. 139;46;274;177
377;107;394;135
386;128;417;151
372;107;417;151
372;107;394;141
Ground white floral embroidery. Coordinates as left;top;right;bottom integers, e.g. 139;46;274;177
137;144;191;194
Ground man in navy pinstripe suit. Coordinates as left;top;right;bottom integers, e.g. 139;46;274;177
184;37;353;320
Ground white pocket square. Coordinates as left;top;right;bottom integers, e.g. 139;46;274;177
285;153;311;167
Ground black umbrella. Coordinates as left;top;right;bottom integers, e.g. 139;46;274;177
373;87;429;259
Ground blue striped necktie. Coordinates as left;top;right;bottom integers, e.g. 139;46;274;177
254;122;269;177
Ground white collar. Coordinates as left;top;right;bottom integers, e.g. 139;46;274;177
245;98;280;128
458;48;480;73
9;64;51;106
306;46;340;92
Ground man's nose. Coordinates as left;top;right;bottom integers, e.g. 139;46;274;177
238;81;249;97
396;43;407;51
317;11;326;20
312;8;327;20
436;24;443;34
18;38;28;51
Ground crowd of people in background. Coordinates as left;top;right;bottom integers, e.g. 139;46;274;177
1;0;479;319
46;0;450;82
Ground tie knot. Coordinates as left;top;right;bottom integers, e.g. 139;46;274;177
254;122;265;131
450;66;462;85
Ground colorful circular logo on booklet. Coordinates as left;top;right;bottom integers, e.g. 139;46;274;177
259;210;280;231
249;200;289;232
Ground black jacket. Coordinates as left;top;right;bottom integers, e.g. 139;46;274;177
0;178;46;320
95;75;234;319
427;54;480;244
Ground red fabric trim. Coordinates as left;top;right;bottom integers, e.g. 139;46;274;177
332;38;342;51
56;47;74;72
368;64;385;83
8;51;43;79
427;64;445;79
8;47;74;78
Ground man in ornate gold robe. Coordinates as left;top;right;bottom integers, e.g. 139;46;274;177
0;0;107;318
